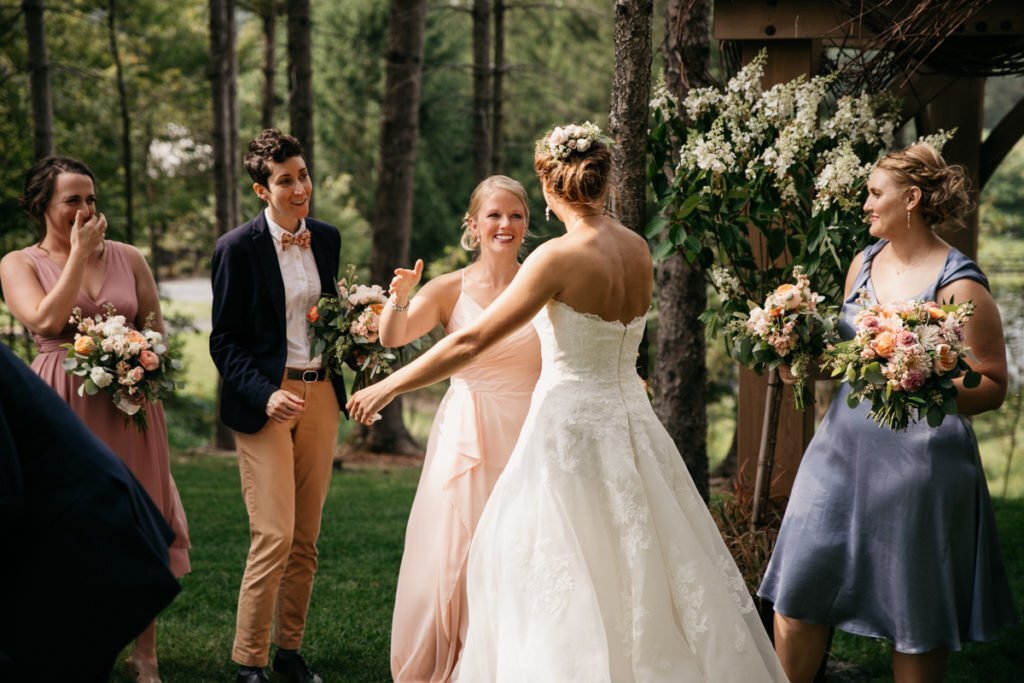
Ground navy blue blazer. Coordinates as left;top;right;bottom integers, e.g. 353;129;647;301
210;211;347;434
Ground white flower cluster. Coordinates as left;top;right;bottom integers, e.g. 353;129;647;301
710;266;742;299
674;50;898;210
542;121;603;161
347;284;387;307
813;144;873;214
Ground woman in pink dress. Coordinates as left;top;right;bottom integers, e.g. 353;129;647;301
382;175;541;682
0;156;190;683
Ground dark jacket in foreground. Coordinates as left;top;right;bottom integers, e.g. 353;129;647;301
0;343;180;682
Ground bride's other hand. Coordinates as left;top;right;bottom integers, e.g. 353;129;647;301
347;380;395;425
390;259;424;305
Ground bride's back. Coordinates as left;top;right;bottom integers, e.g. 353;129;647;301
549;219;653;326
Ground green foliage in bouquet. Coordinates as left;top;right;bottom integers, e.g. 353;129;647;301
307;265;398;393
822;297;982;430
62;303;184;432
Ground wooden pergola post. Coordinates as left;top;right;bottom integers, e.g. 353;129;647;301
713;0;1024;500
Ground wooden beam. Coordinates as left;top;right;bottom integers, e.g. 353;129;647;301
714;0;1024;41
927;77;984;259
981;95;1024;188
736;39;817;501
895;73;960;125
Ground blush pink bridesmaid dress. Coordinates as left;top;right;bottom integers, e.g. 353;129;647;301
22;241;191;576
390;278;540;682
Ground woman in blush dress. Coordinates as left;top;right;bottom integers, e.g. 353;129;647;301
759;143;1017;683
350;125;787;682
0;156;190;683
384;175;541;682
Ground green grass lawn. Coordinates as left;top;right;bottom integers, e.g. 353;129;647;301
110;455;419;682
113;453;1024;682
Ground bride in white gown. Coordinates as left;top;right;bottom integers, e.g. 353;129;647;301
348;123;788;682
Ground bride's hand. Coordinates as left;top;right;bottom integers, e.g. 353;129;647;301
346;380;396;425
389;259;423;305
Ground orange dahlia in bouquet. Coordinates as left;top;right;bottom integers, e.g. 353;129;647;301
822;293;981;430
307;265;396;393
728;266;839;410
62;304;183;432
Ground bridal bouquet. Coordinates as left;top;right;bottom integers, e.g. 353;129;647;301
307;265;396;392
822;295;980;430
728;267;838;410
62;304;183;432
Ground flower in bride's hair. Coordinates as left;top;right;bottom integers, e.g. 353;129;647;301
542;121;603;161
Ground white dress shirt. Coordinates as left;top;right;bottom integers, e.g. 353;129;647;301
265;209;322;369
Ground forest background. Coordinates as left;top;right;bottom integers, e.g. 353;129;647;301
3;2;1024;680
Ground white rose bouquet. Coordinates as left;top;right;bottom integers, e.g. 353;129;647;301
306;265;397;393
62;303;183;432
728;267;838;410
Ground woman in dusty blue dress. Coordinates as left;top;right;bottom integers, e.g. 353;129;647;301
759;143;1017;683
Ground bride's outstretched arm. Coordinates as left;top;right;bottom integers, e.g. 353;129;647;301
347;243;560;424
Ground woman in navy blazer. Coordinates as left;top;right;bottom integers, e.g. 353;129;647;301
210;129;343;683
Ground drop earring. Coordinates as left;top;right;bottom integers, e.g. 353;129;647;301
545;206;551;222
906;209;911;230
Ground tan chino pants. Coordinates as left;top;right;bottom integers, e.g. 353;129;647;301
231;372;340;667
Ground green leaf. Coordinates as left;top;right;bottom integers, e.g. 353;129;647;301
846;392;861;409
864;362;885;385
651;240;676;262
927;406;945;428
645;215;668;239
942;396;959;415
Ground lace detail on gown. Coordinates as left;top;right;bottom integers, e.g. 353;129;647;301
454;300;788;682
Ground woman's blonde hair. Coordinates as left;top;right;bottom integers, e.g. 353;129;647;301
460;175;531;251
875;143;973;228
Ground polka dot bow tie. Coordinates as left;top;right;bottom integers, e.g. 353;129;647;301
281;230;311;250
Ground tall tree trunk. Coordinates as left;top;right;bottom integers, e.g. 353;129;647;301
24;0;55;158
107;0;134;245
471;0;491;182
260;0;277;129
490;0;504;174
350;0;428;456
209;0;238;451
656;0;711;501
608;0;652;381
288;0;314;210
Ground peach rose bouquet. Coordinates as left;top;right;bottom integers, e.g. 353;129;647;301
728;266;838;410
307;265;397;392
61;303;183;432
822;293;980;430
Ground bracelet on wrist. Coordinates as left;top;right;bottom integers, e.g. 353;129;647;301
390;297;410;312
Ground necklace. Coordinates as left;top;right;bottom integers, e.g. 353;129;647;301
890;250;932;276
568;211;603;231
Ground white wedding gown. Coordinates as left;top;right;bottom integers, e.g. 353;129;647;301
454;300;789;682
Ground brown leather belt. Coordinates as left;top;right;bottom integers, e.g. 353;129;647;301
286;368;328;382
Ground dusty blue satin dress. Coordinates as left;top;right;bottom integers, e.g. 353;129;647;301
759;240;1017;653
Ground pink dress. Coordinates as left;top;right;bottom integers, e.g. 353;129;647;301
390;280;541;682
23;241;191;576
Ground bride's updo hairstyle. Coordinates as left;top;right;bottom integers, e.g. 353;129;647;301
534;122;611;205
875;143;973;228
460;175;531;252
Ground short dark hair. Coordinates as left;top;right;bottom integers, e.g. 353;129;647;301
20;156;96;241
244;128;305;187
